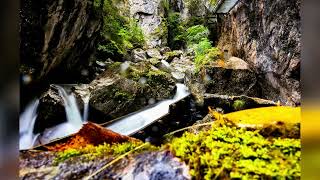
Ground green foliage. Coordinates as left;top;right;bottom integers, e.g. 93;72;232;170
97;0;145;59
185;0;204;16
185;25;209;45
233;100;247;111
193;40;222;71
168;125;301;179
167;12;186;49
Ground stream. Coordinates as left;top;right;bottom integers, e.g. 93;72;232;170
19;83;190;150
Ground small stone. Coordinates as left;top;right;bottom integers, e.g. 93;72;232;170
131;48;147;62
146;48;162;59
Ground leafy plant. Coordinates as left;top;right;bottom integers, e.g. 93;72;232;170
96;0;145;59
185;25;210;45
167;12;186;49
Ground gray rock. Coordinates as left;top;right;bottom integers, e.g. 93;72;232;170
131;48;147;62
19;150;191;179
216;0;301;105
159;60;174;73
146;48;162;59
171;71;185;82
128;0;167;48
160;46;171;55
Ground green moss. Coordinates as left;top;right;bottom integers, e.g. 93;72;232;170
168;125;301;179
108;62;122;71
54;149;82;164
233;100;246;111
146;70;168;85
54;142;158;163
114;90;134;101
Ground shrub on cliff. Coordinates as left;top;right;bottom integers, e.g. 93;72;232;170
95;0;145;59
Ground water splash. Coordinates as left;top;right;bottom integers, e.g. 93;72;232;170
39;85;84;144
19;99;40;150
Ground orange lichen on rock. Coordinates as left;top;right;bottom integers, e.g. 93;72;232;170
45;122;139;151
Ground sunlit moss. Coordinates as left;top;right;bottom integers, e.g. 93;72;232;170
54;142;158;163
232;100;246;111
223;106;301;125
167;125;301;179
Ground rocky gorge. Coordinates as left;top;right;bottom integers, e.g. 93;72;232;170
20;0;301;179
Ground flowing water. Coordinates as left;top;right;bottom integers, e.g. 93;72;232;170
19;99;40;150
20;83;189;149
38;85;84;144
105;83;190;135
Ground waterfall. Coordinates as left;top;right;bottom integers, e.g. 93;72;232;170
81;92;90;122
39;85;84;144
19;99;40;150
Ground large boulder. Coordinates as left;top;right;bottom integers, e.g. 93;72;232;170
89;62;176;122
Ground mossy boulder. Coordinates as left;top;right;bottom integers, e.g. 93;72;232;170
164;50;183;62
89;61;176;122
168;124;300;179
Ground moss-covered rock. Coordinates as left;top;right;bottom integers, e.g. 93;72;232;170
89;61;176;122
168;124;301;179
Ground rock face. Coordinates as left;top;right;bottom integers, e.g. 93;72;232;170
216;0;301;105
20;0;101;80
186;57;260;105
129;0;167;48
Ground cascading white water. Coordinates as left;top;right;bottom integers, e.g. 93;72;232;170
82;95;90;122
105;83;190;135
19;99;40;150
22;83;189;148
39;85;84;144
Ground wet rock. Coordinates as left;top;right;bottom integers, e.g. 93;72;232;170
35;84;85;133
20;150;191;180
131;48;147;62
203;94;277;113
146;48;162;59
158;60;174;73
